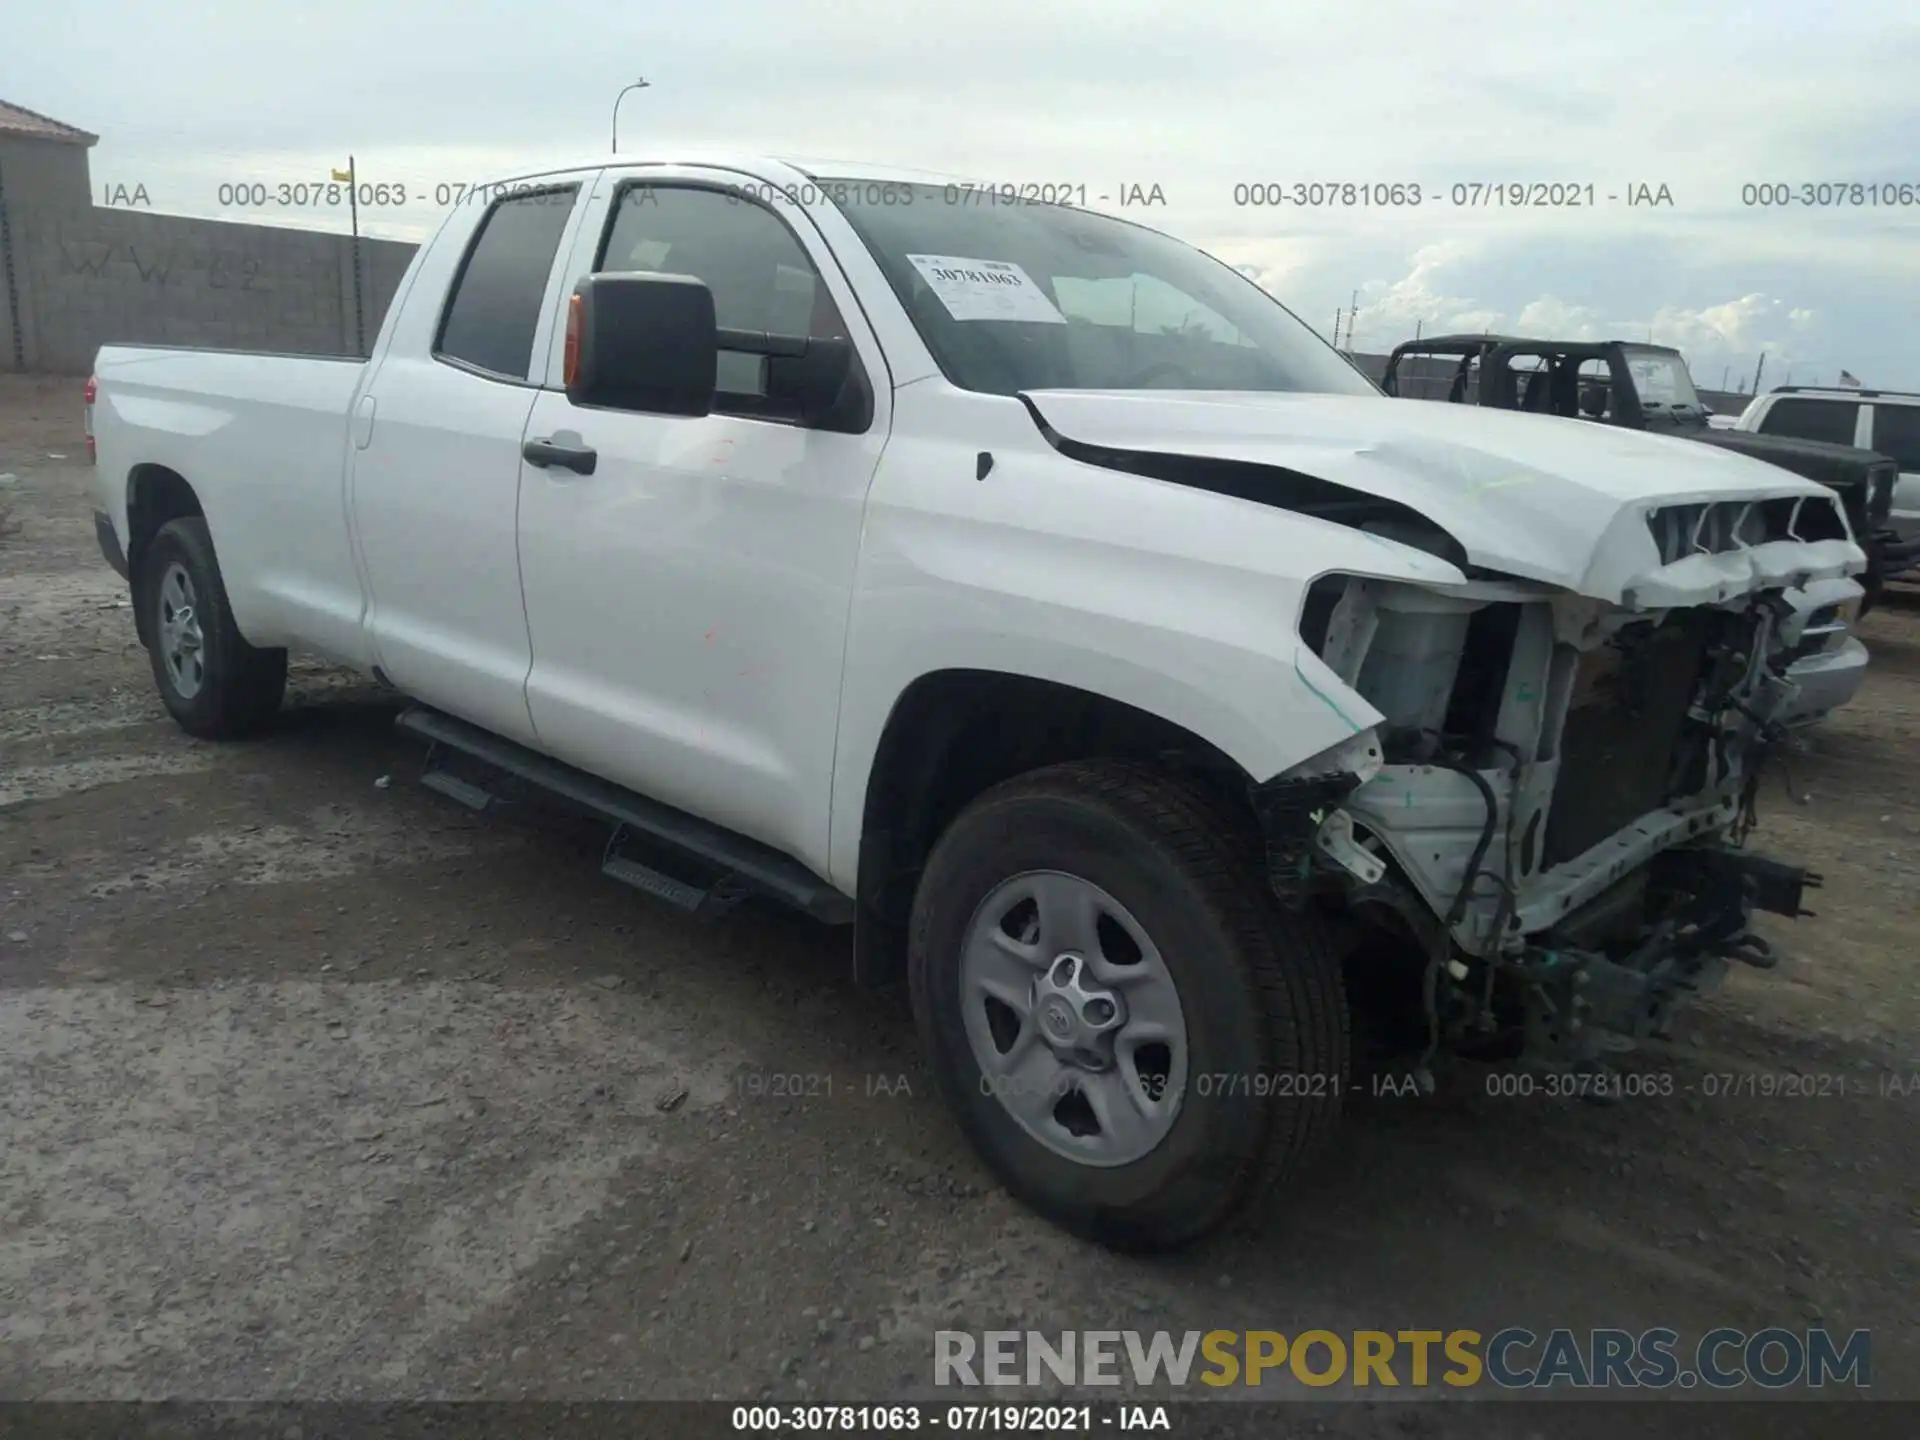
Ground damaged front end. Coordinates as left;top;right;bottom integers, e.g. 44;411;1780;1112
1255;527;1848;1076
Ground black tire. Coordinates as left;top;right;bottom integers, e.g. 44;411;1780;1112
908;760;1349;1251
138;517;287;739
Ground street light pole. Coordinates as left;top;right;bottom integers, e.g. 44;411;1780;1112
611;79;651;153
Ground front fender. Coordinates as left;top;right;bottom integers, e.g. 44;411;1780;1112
824;429;1465;892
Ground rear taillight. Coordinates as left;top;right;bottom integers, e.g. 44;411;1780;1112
84;374;97;463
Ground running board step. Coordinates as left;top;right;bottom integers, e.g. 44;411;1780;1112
395;706;855;925
602;852;708;911
602;824;755;918
420;764;496;812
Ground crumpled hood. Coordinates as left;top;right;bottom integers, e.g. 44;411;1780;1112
1023;389;1866;603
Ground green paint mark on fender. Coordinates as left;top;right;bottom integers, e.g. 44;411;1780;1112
1292;655;1363;732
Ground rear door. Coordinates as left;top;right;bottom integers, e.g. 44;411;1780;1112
348;179;591;743
513;169;892;872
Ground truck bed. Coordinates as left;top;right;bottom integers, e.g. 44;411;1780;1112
92;344;372;660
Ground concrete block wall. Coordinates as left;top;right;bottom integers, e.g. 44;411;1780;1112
10;207;418;373
0;137;91;369
0;213;17;372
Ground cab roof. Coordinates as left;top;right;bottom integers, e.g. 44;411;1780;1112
480;151;978;188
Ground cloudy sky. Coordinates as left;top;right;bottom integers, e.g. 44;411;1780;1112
13;0;1919;388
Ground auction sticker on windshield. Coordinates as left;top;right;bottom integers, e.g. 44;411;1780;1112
906;254;1066;323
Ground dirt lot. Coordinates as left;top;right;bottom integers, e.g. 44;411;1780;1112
1;373;1915;1429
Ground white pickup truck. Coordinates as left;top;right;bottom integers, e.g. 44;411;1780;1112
90;153;1856;1250
1731;384;1920;582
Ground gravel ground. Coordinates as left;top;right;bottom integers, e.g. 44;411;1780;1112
1;373;1915;1431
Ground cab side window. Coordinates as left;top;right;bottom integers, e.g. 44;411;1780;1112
1758;398;1859;448
595;184;858;418
1868;404;1920;470
436;187;580;381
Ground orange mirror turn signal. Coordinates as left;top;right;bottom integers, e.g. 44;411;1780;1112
563;294;582;386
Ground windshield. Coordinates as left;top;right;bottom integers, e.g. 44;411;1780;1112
1623;347;1704;411
821;182;1379;399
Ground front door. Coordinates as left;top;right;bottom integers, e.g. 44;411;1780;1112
515;172;892;871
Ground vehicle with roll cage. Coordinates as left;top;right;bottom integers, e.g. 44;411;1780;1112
89;153;1851;1250
1381;333;1901;597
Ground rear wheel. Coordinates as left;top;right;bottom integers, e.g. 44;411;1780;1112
908;760;1348;1250
139;517;287;739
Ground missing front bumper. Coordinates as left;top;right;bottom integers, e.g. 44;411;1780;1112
1517;846;1821;1065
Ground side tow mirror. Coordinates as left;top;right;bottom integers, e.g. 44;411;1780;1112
766;336;861;429
566;272;717;416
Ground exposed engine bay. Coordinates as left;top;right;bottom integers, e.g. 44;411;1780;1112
1258;553;1848;1079
1017;389;1868;1079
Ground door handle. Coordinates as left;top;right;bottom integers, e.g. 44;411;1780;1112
522;437;597;475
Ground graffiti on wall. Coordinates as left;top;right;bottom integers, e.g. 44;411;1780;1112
58;240;266;289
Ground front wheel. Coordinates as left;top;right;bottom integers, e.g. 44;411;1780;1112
138;517;287;739
908;760;1349;1251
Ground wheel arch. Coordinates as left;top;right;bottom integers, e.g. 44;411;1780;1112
125;464;204;646
847;668;1272;988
